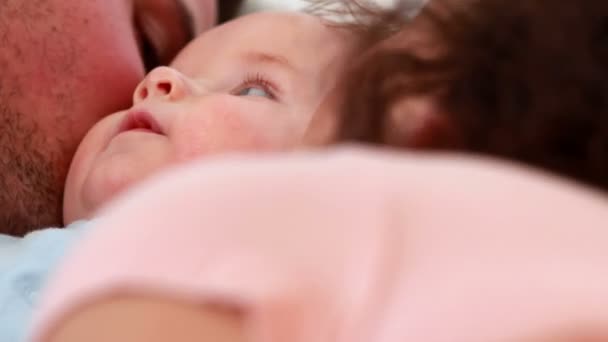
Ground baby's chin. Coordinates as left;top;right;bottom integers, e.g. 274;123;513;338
65;165;133;224
67;150;174;223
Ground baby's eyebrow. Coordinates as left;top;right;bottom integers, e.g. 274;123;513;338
241;51;300;74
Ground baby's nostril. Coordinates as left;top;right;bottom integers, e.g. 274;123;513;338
139;87;149;100
157;81;172;95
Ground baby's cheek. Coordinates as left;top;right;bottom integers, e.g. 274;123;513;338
172;100;295;161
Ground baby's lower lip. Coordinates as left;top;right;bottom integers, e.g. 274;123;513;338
127;128;159;134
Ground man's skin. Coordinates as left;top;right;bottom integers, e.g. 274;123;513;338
0;0;243;236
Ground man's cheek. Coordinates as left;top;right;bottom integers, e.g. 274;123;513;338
39;0;145;133
71;11;145;113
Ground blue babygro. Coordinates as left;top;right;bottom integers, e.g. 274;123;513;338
0;221;89;342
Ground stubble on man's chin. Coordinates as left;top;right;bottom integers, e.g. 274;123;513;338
0;102;65;236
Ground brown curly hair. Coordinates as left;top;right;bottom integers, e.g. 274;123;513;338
317;0;608;191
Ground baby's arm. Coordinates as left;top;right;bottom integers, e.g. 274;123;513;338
49;296;243;342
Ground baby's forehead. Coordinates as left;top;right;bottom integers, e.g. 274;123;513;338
172;12;352;72
218;12;339;42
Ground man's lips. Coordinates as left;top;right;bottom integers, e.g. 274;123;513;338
118;110;164;136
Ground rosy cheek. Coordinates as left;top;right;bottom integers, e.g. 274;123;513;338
171;101;284;161
173;119;275;161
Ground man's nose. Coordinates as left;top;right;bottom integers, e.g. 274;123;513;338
133;66;191;104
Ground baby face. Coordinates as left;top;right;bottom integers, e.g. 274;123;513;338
64;12;351;223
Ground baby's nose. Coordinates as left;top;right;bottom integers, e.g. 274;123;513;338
133;67;191;104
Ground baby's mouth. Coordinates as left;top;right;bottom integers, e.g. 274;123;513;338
118;110;164;136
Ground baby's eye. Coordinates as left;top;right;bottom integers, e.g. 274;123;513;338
233;73;279;100
237;86;273;98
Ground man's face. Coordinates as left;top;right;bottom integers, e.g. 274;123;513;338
0;0;217;235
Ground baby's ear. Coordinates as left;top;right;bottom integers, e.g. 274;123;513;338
384;97;461;149
302;89;343;146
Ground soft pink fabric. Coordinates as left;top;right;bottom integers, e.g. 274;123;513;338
31;148;608;342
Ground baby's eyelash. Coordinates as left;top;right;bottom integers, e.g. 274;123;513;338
235;73;281;100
